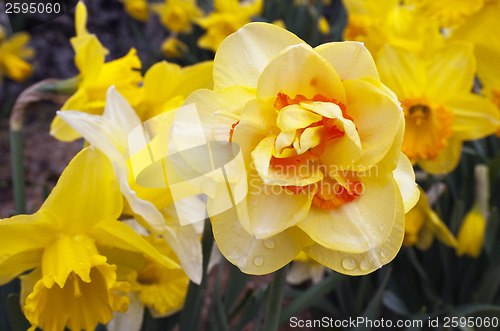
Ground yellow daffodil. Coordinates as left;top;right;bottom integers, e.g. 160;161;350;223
407;0;495;28
0;31;34;83
0;147;179;331
404;186;457;250
120;0;149;21
342;0;443;57
173;23;419;276
161;37;189;58
133;60;214;121
287;252;330;285
196;0;263;52
457;165;490;258
377;43;500;174
57;86;205;284
51;1;142;142
152;0;203;33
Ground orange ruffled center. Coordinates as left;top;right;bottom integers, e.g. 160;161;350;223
401;98;454;162
270;92;361;210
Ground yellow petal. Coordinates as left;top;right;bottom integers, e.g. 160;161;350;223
303;185;405;275
90;220;179;269
426;209;458;248
448;93;500;140
245;170;314;239
377;45;426;100
298;174;401;253
426;42;475;101
39;147;123;233
277;105;322;132
50;90;88;142
211;206;312;274
315;41;379;81
257;44;346;104
418;138;462;175
214;22;305;90
75;1;89;36
71;35;105;82
393;153;419;213
342;78;402;168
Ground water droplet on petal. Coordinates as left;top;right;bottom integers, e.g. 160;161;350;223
253;255;264;266
263;239;276;249
342;258;356;271
359;260;370;271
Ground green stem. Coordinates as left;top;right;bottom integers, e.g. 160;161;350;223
179;218;214;331
9;128;25;214
262;265;288;331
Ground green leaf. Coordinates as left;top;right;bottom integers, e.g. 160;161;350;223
263;266;288;331
224;263;251;316
279;271;345;325
383;290;411;317
6;293;30;331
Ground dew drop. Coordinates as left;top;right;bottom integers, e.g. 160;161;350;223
263;239;276;249
359;260;370;271
342;258;356;271
380;248;388;258
253;255;264;266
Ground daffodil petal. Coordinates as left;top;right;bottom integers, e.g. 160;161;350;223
418;138;462;175
303;185;405;275
298;174;400;253
39;147;123;233
426;42;475;101
315;41;379;81
211;206;312;274
377;45;426;100
343;78;402;168
393;153;419;213
214;22;305;90
90;220;179;270
448;93;500;140
426;209;458;248
257;44;346;103
277;105;322;132
103;86;142;135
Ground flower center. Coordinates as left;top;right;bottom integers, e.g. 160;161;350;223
401;98;454;161
271;92;361;210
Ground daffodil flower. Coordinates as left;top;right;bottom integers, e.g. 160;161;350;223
404;186;457;250
196;0;263;52
0;31;34;83
0;147;179;331
407;0;494;28
119;0;149;21
377;42;500;174
57;86;204;284
457;164;490;258
152;0;203;33
173;23;419;275
51;1;142;142
342;0;444;56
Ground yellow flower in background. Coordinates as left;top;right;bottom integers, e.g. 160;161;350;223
51;1;142;142
175;23;419;276
161;37;189;58
152;0;203;33
287;252;330;285
318;16;330;35
457;204;486;258
58;86;206;284
404;186;457;250
120;0;149;21
196;0;262;52
377;43;500;174
0;147;178;331
456;164;490;258
408;0;493;28
342;0;443;57
0;31;34;83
